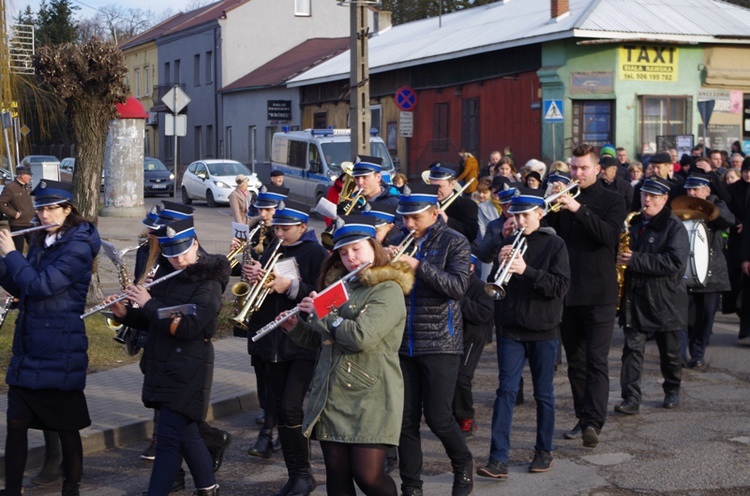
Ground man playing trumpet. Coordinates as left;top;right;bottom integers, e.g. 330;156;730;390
427;162;479;244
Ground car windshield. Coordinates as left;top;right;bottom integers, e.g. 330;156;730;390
144;159;168;172
28;156;58;163
321;142;394;173
207;162;249;177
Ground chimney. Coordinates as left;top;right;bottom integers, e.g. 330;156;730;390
374;10;392;34
551;0;569;19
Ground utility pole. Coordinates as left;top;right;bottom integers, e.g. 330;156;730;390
349;1;371;160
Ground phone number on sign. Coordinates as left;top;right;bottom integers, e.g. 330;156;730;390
621;72;675;82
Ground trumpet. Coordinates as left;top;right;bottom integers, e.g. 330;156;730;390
439;178;476;211
321;188;366;248
251;260;373;342
390;229;417;263
484;227;527;300
81;268;185;319
544;180;580;213
231;240;283;331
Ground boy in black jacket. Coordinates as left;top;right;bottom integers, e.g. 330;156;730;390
477;188;570;479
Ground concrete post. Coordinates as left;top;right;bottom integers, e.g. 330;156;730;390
101;97;147;218
349;2;371;160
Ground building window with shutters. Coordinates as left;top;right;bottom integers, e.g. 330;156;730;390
433;102;449;152
638;95;692;154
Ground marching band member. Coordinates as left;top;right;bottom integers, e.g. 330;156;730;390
241;201;328;496
428;162;479;244
246;184;290;259
616;177;689;413
0;181;100;496
477;188;569;479
352;155;399;211
363;201;399;246
545;144;626;448
388;183;474;496
681;174;733;368
280;215;414;496
107;217;230;496
476;184;518;281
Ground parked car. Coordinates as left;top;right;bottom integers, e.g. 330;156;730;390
181;159;260;207
144;157;175;196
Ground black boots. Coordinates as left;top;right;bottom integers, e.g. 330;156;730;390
61;481;80;496
272;426;315;496
247;428;274;458
33;430;63;485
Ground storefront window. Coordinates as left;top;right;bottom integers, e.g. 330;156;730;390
571;100;613;150
639;96;692;154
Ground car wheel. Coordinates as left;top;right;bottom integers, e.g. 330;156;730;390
206;189;217;208
181;187;192;205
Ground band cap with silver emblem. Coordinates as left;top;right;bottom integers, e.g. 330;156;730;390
154;218;196;257
397;183;439;215
32;180;73;208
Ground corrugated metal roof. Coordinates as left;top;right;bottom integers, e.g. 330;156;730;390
220;37;349;92
288;0;750;86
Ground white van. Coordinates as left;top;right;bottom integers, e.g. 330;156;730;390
270;128;396;208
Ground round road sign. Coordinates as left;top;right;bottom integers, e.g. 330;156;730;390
395;86;417;112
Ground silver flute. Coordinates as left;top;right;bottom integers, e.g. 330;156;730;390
4;224;60;236
80;268;185;319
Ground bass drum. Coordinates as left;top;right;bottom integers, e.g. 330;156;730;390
682;219;710;287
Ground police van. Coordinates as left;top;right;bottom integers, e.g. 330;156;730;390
270;128;395;208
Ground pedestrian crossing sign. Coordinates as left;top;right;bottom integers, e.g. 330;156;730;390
543;100;564;122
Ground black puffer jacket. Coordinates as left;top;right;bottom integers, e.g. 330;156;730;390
400;217;471;357
688;195;733;294
619;208;689;332
247;230;329;363
120;254;230;422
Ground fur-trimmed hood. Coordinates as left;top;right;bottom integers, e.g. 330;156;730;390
323;261;414;295
182;253;231;292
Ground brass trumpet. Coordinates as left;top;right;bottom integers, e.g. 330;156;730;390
390;229;417;263
484;227;527;300
231;240;283;331
544;180;580;213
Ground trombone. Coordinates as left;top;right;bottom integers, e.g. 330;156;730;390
544;180;580;213
231;240;283;331
390;229;417;263
484;227;527;300
439;177;476;211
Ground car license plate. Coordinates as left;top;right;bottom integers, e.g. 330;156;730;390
152;184;167;189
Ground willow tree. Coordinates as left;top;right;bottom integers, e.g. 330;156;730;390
34;37;128;302
34;37;128;224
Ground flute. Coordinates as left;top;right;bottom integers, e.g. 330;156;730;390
251;260;372;342
2;224;60;236
80;268;185;319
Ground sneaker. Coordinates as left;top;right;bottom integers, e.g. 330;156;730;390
528;450;553;473
582;426;599;448
476;459;508;479
140;437;156;461
458;418;478;437
614;398;640;415
663;391;680;409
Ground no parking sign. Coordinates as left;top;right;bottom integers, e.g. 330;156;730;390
395;87;417;112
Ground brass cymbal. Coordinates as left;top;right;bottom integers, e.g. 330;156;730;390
670;195;719;222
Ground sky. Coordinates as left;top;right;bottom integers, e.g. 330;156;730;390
8;0;198;20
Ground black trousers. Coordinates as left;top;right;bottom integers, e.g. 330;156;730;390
560;304;616;433
267;360;315;428
688;292;720;360
398;354;471;490
740;274;750;339
620;328;681;402
453;329;488;420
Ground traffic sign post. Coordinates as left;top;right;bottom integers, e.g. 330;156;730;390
543;99;564;161
395;87;417;112
162;85;191;198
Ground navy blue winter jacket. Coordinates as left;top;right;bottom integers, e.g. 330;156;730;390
0;222;101;391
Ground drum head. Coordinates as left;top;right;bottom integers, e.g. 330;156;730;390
683;220;710;287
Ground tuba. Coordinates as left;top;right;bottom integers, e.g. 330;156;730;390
616;207;646;311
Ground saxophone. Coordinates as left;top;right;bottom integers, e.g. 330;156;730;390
616;207;646;311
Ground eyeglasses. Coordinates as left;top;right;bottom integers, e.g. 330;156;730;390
35;205;63;213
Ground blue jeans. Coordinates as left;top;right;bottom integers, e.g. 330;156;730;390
147;407;215;495
489;337;557;463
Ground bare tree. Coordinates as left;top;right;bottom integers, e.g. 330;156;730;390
34;38;128;301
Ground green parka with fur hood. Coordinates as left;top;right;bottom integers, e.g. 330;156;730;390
286;260;414;445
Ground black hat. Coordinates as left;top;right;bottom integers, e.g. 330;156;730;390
272;200;309;226
397;183;439;215
649;152;673;165
270;170;285;177
427;162;457;181
490;175;510;192
352;155;383;177
742;157;750;172
253;184;289;210
157;201;194;225
599;156;619;168
154;218;196;258
684;173;712;189
16;165;32;176
332;215;377;250
32;180;73;208
142;205;162;230
508;187;546;215
641;176;671;196
525;171;542;183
